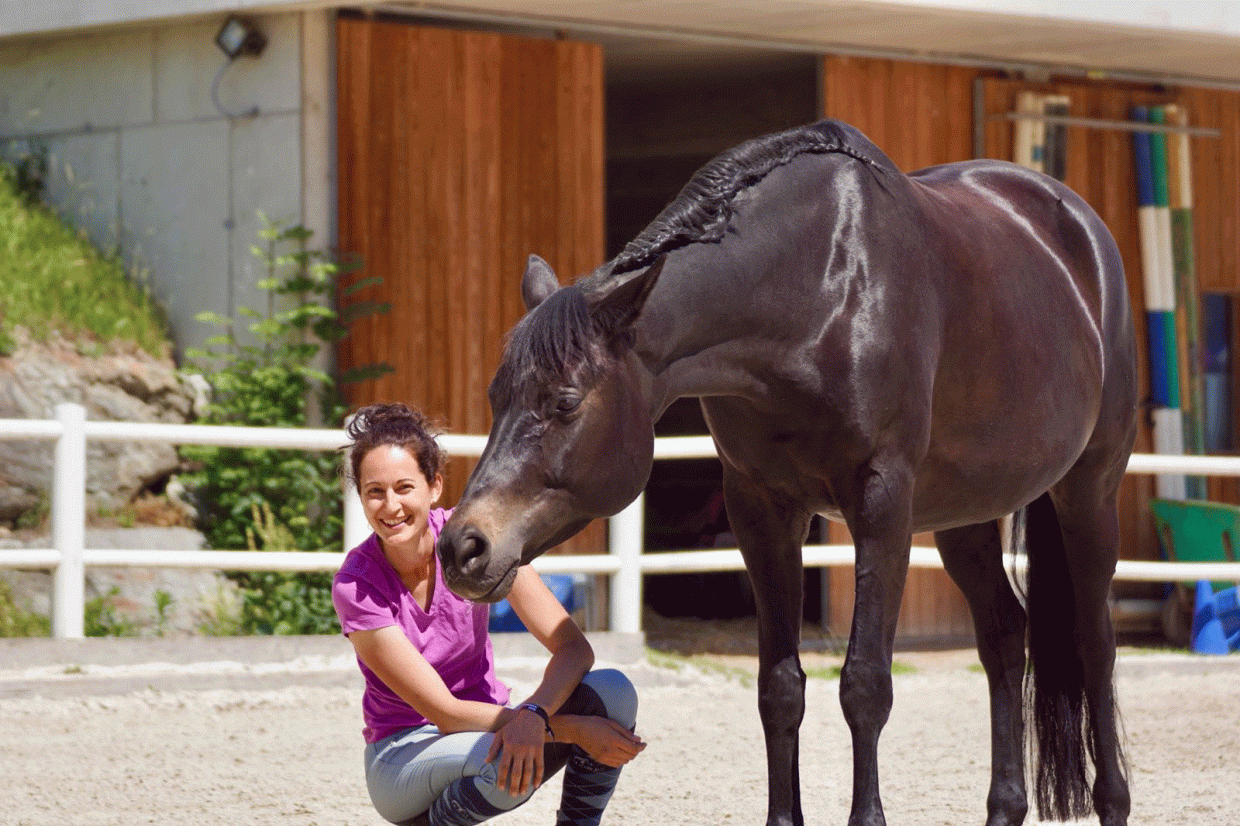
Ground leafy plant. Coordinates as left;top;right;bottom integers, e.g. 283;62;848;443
196;580;245;636
13;490;49;531
0;579;50;637
152;589;173;636
85;586;138;637
5;143;47;205
181;215;390;634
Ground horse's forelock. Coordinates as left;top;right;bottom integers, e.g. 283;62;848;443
493;285;603;402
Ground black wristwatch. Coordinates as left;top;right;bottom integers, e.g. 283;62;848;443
518;702;554;737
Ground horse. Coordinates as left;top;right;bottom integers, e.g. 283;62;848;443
437;119;1137;826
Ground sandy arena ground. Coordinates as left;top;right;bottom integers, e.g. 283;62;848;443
1;632;1236;826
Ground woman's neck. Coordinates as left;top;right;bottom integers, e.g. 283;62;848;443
381;529;437;593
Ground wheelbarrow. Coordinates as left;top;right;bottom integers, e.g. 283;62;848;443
1149;497;1240;649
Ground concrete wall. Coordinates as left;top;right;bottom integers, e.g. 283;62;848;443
0;10;332;361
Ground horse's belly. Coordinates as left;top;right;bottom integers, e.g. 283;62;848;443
910;410;1095;530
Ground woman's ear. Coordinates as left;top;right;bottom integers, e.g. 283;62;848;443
431;473;444;504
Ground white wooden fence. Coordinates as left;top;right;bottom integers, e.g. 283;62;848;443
3;402;1240;638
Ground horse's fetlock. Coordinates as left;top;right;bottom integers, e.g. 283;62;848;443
986;785;1029;826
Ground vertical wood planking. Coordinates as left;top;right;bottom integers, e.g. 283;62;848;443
335;17;605;556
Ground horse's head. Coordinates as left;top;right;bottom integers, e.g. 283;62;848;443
438;253;665;601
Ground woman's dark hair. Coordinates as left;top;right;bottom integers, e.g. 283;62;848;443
346;403;446;491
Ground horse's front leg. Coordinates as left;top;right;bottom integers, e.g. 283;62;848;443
723;470;814;826
840;461;914;826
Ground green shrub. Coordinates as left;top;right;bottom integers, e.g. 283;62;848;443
0;152;168;356
181;216;390;635
84;586;138;637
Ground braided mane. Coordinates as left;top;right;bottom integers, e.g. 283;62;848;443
607;119;892;276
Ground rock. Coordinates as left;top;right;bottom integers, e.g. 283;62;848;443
0;328;201;517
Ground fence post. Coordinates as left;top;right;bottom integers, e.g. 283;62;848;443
341;414;368;552
343;477;368;551
52;402;87;639
608;493;644;634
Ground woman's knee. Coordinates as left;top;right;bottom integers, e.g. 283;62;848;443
581;668;638;729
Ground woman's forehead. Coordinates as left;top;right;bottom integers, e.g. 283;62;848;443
358;444;425;481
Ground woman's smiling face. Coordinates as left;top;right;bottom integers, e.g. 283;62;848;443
358;444;443;551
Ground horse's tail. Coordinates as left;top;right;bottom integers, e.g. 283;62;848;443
1022;491;1094;821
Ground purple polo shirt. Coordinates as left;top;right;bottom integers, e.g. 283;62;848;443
331;507;510;742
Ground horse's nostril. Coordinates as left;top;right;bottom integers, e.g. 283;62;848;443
455;528;491;577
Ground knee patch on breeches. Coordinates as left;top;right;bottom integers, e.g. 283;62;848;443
579;669;638;729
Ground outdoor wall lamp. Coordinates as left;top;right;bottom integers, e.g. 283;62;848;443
215;16;267;61
211;16;266;119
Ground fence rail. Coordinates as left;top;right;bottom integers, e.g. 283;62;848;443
4;403;1240;638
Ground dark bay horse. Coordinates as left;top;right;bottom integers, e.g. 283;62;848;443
438;120;1137;826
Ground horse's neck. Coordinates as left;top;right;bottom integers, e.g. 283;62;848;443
633;245;772;413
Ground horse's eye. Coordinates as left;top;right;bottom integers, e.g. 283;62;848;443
555;395;582;415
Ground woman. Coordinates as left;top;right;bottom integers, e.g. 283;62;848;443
332;403;646;826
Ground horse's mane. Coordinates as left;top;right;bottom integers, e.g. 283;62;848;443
606;119;893;276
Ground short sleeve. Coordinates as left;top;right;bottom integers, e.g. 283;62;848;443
332;557;397;636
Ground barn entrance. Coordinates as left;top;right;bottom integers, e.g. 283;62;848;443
602;39;825;622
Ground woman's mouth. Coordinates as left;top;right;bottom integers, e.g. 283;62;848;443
380;516;412;529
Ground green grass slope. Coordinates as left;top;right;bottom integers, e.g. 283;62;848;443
0;162;169;356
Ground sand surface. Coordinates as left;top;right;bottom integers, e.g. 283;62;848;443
1;634;1236;826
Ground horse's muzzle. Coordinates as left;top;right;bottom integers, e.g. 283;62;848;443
437;523;508;602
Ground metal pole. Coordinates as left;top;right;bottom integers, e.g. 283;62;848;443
608;493;645;634
52;402;86;639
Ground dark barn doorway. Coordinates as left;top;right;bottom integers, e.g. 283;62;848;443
603;40;825;622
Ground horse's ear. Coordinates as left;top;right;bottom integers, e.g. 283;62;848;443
522;254;560;310
588;255;665;336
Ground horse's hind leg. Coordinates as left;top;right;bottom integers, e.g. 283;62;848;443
723;470;813;826
936;520;1029;826
1049;473;1130;826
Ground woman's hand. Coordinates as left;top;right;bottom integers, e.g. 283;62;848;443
558;715;647;768
486;707;548;796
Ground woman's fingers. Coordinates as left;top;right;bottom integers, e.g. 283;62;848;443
497;744;544;795
492;712;551;795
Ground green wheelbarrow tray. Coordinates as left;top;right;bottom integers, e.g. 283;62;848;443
1149;497;1240;646
1150;498;1240;589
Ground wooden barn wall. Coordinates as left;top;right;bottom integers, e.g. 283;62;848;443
335;15;606;556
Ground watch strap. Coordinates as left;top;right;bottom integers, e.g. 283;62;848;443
518;702;554;737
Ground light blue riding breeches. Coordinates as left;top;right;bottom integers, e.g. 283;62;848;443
363;668;638;826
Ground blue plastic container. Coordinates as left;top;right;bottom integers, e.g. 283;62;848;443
1190;580;1240;655
488;573;581;632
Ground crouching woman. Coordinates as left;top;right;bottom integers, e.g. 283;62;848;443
332;403;646;826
